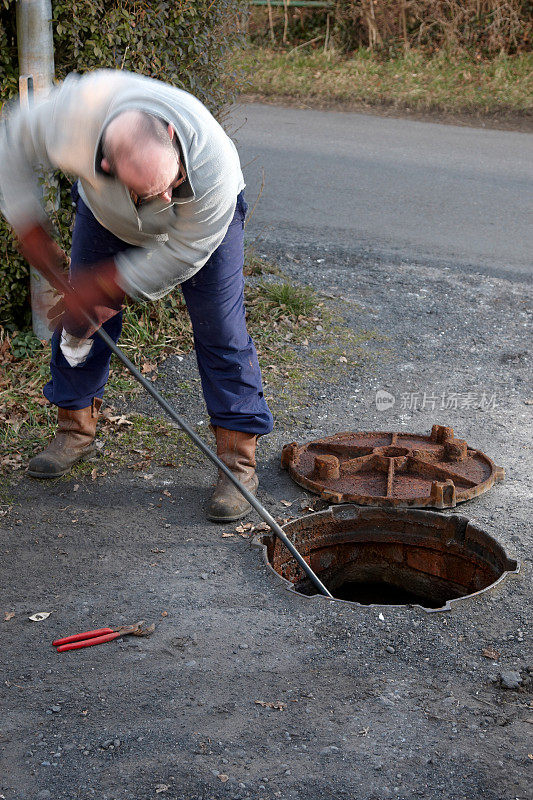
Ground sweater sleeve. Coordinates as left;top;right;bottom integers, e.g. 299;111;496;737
114;184;239;300
0;89;61;234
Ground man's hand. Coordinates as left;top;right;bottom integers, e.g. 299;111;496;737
18;223;125;338
61;259;125;339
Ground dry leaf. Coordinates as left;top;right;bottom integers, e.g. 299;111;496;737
91;468;97;481
235;522;253;533
101;408;133;426
339;356;348;363
251;522;270;533
222;532;235;538
218;775;229;783
29;612;51;622
155;784;169;793
255;700;286;710
162;490;172;498
142;473;155;480
141;361;157;375
4;611;15;622
280;500;293;507
482;647;501;660
1;454;22;469
161;611;168;618
73;484;79;492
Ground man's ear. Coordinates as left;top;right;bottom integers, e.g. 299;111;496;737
167;123;175;141
101;157;111;173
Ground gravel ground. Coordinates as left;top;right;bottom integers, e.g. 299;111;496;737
1;241;531;800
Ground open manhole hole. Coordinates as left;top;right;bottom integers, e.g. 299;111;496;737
256;506;518;611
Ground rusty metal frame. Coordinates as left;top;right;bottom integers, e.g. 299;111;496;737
281;425;505;509
253;505;519;613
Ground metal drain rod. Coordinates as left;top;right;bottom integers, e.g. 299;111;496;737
37;263;334;599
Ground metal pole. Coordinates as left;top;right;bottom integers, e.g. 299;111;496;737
94;324;334;599
16;0;57;341
28;255;333;599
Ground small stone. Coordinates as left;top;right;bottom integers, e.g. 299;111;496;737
114;738;120;747
385;645;395;654
239;643;249;650
500;670;522;690
320;745;340;755
51;705;61;713
37;791;51;799
200;573;208;580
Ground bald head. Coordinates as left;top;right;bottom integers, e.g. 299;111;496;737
101;110;180;202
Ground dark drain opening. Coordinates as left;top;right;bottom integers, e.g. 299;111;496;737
323;581;442;608
260;506;518;612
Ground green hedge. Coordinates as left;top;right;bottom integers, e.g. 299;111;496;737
0;0;243;328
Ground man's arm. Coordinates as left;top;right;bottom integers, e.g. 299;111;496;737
0;90;60;234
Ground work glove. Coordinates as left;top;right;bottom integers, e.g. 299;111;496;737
59;330;94;367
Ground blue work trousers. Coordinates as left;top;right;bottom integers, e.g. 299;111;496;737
43;185;273;436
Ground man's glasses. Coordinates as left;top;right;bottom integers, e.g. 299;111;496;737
130;158;187;206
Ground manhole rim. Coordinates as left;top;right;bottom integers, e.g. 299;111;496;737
252;505;520;613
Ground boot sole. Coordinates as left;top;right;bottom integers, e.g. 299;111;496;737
27;450;98;479
207;504;253;523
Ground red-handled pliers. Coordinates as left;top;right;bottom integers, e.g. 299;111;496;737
52;621;152;652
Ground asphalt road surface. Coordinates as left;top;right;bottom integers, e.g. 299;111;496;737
229;102;532;280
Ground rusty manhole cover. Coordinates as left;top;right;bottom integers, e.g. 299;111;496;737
256;506;518;612
281;425;504;508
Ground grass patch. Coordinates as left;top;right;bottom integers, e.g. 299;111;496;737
0;294;194;472
229;45;533;117
251;281;316;318
243;245;282;277
245;278;381;419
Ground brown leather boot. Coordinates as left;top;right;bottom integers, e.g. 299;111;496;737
207;426;259;522
27;398;102;479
